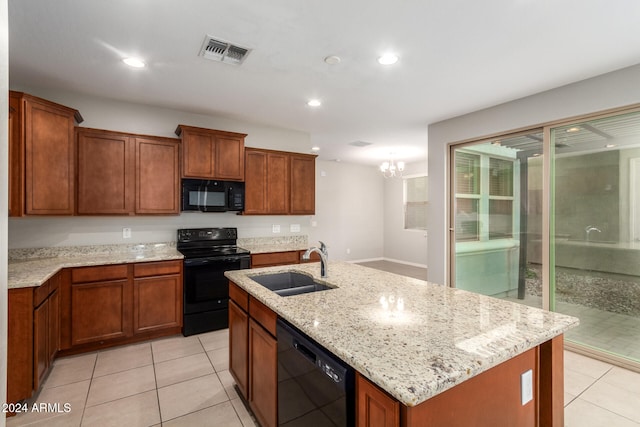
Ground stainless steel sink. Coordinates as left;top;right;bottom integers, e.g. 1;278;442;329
249;272;333;297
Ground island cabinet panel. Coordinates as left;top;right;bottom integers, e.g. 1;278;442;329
289;154;316;214
539;335;565;427
176;124;246;180
357;373;400;427
402;347;538;427
228;280;277;426
9;91;82;216
229;299;249;399
132;261;183;334
135;137;181;214
249;318;278;427
77;129;134;215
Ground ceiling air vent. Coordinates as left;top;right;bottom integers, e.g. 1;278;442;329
199;35;251;65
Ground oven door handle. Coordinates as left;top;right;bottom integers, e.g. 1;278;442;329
184;257;248;266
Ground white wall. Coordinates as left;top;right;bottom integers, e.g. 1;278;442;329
383;159;428;267
427;63;640;285
1;0;7;422
6;88;385;261
310;160;384;261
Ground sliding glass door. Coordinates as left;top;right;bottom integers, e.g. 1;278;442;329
453;130;544;309
451;108;640;367
550;111;640;364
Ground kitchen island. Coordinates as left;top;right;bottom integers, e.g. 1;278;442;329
226;261;578;427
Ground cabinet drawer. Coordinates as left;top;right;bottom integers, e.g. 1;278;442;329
71;264;128;283
33;282;50;308
249;296;277;336
229;281;249;311
133;260;182;278
251;251;299;268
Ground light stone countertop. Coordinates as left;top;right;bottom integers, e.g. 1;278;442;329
225;261;579;407
8;243;183;290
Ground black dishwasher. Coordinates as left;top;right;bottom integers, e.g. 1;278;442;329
277;319;355;427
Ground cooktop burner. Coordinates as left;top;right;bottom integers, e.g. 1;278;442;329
176;227;250;259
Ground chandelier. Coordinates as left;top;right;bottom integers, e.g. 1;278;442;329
380;156;405;178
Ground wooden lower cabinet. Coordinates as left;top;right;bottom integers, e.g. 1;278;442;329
229;300;249;399
229;281;277;427
357;373;400;427
249;318;278;427
133;261;182;334
251;251;301;268
7;273;61;409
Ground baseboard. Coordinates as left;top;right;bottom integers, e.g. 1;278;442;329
347;257;384;264
382;257;428;269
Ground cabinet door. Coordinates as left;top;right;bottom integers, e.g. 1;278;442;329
356;373;400;427
71;279;132;346
244;149;268;214
249;319;277;427
7;288;34;405
33;299;48;391
267;152;290;214
8;93;23;216
48;288;60;364
290;154;316;214
135;137;180;214
24;97;76;215
182;131;215;178
133;274;182;334
229;300;249;399
215;135;245;180
77;129;134;214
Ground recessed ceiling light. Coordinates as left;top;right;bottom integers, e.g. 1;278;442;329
123;57;145;68
307;99;321;107
378;53;399;65
324;55;341;65
605;143;617;148
311;146;320;152
566;127;580;133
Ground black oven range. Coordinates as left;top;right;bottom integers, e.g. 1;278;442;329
177;227;250;336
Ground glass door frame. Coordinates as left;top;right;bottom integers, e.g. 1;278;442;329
446;104;640;371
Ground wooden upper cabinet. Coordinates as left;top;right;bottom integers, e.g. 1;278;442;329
176;124;246;181
76;128;180;215
244;148;315;215
9;91;83;216
77;129;134;215
135;137;180;214
290;154;316;214
244;149;268;214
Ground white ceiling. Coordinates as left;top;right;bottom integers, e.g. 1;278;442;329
8;0;640;166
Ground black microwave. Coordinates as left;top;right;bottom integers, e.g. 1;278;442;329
181;179;245;212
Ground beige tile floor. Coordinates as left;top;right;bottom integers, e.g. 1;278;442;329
7;329;259;427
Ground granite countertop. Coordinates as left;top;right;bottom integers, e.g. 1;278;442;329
225;261;579;407
8;243;183;290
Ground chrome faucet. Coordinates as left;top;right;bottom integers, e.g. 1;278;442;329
585;225;602;241
303;241;328;278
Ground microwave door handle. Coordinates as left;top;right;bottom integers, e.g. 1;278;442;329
200;186;208;212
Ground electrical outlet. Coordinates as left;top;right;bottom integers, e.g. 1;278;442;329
290;224;300;232
122;227;132;239
346;248;351;254
521;369;533;405
272;224;281;233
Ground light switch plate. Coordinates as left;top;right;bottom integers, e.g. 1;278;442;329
272;224;281;233
521;369;533;405
122;227;132;239
290;224;300;232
